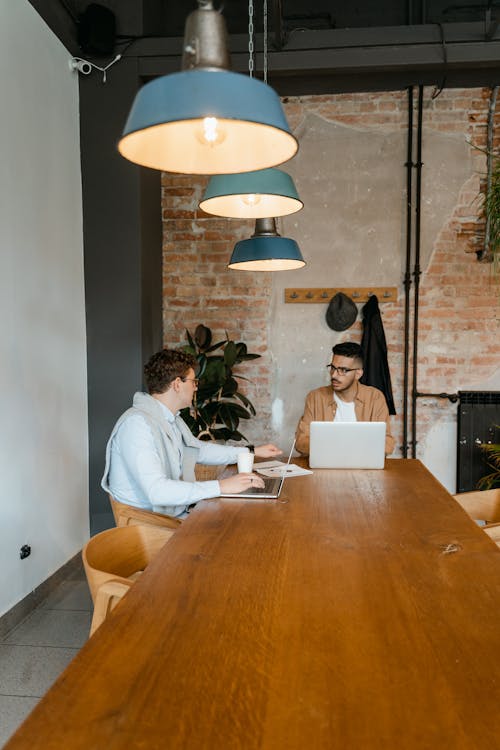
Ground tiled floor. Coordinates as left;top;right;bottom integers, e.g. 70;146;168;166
0;569;92;747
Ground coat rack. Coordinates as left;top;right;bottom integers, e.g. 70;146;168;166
284;287;397;304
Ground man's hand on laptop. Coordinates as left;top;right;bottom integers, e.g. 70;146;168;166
219;473;265;494
254;444;282;458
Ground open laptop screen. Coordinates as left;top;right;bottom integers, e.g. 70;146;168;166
309;421;386;469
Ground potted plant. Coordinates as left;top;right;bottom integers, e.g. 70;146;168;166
181;324;260;442
477;435;500;490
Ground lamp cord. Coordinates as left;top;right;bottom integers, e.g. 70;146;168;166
248;0;254;77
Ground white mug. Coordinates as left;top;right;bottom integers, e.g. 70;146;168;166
237;452;254;473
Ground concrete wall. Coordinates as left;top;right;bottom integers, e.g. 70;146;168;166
0;1;88;616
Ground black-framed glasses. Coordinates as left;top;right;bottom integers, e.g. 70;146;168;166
326;364;358;376
181;377;199;386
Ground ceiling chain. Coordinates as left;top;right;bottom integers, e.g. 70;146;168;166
248;0;254;77
263;0;268;83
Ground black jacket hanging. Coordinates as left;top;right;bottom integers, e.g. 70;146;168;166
360;295;396;415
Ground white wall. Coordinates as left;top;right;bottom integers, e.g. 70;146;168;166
0;1;88;616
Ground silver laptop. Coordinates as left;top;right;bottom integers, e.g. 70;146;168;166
219;474;284;499
219;442;295;499
309;421;386;469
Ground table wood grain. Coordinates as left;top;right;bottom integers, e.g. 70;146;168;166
6;460;500;750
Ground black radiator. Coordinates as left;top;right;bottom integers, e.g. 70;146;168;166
456;391;500;493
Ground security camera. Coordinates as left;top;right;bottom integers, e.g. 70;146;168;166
69;58;92;75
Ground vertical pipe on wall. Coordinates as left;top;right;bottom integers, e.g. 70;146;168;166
480;85;499;262
402;86;414;458
411;85;424;459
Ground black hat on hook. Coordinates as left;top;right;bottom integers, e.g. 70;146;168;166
325;292;358;331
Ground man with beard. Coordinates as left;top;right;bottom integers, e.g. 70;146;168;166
295;341;395;456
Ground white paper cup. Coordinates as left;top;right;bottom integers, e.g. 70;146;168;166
237;452;254;473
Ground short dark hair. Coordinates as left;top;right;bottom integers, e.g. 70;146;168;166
144;349;196;395
332;342;363;367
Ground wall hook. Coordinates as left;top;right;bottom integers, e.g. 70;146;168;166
285;287;397;304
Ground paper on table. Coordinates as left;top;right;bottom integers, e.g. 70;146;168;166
257;463;312;478
254;460;287;470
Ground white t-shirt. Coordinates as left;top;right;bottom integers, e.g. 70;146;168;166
333;393;357;422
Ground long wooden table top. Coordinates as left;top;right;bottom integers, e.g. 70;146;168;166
7;459;500;749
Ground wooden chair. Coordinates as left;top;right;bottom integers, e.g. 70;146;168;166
109;495;182;529
194;463;225;481
452;488;500;544
82;524;174;636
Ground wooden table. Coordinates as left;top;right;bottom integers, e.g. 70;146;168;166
7;459;500;749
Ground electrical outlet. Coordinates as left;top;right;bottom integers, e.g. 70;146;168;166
20;545;31;560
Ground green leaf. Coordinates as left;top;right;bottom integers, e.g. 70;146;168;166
179;407;194;427
224;403;252;420
202;359;226;387
218;403;237;431
194;324;212;350
196;356;208;378
234;391;257;415
222;377;238;396
205;340;227;353
211;427;236;441
186;329;195;350
224;341;238;367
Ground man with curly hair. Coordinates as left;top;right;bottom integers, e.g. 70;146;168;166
102;349;281;518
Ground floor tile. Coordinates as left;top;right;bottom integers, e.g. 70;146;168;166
40;581;92;611
0;695;38;747
3;610;91;649
0;645;77;697
65;560;87;582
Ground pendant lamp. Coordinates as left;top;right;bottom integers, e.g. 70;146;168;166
199;168;303;218
118;1;298;174
228;218;306;271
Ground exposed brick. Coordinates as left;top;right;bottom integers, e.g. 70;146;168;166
162;87;500;449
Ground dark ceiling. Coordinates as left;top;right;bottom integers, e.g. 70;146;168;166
30;0;500;93
54;0;500;43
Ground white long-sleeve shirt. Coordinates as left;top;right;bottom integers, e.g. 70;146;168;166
105;399;248;517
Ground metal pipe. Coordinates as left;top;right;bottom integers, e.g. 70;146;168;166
411;85;424;459
402;86;414;458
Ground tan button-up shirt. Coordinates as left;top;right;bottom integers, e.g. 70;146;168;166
295;382;395;456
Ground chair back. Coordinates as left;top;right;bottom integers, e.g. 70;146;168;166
109;495;182;529
194;463;225;481
453;488;500;524
83;524;173;604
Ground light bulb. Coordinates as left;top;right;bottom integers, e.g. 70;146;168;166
197;117;226;147
242;193;262;207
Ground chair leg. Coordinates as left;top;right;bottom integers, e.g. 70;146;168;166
89;580;132;637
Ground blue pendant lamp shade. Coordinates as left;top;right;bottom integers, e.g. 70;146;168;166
118;3;298;174
199;168;303;218
228;218;306;272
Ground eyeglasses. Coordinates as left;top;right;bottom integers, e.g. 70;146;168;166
326;364;358;376
181;377;199;386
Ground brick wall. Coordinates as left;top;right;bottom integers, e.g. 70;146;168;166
162;87;500;458
162;175;273;440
